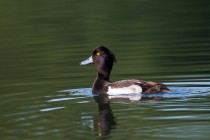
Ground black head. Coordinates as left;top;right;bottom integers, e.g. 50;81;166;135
80;46;116;81
92;46;116;65
80;46;116;66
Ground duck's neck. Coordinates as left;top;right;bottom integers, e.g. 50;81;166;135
97;63;113;81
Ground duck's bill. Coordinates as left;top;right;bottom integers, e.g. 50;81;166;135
80;56;93;65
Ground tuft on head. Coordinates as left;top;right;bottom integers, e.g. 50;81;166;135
93;46;117;63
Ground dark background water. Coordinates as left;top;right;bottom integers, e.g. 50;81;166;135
0;0;210;139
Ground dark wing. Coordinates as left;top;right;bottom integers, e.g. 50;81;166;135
109;79;144;88
140;81;171;93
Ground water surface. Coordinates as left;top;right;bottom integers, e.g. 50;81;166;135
0;0;210;139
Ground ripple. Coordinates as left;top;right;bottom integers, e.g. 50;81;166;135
40;106;66;112
166;82;210;86
59;88;92;96
47;97;86;102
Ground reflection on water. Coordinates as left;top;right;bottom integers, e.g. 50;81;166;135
1;80;210;139
93;94;116;136
63;82;210;138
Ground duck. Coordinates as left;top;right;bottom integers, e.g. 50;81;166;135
80;46;171;94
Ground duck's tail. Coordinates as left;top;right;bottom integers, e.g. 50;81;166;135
141;81;171;94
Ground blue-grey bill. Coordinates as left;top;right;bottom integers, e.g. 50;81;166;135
80;56;93;65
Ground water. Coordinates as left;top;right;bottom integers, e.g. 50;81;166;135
1;0;210;139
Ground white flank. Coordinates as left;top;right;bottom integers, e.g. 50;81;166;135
107;85;142;95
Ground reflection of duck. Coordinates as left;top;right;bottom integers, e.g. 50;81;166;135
92;94;161;137
80;46;171;94
108;94;142;103
93;94;116;136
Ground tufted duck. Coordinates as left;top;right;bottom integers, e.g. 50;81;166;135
80;46;171;94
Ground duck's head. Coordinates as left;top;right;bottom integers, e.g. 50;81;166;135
80;46;116;67
80;46;116;80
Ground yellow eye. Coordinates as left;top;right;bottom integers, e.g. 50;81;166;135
96;52;100;56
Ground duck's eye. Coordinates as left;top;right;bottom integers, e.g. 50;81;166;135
96;52;100;56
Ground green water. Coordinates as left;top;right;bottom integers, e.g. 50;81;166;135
1;0;210;139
